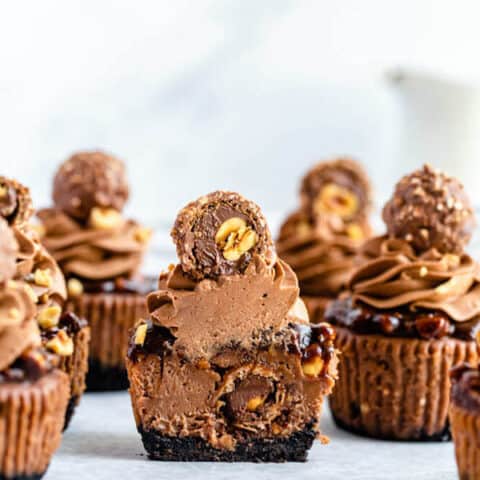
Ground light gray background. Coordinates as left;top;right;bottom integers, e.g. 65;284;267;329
48;392;458;480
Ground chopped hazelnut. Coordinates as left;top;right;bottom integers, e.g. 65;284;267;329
346;223;364;240
134;226;152;244
89;207;123;230
134;323;148;346
302;356;324;377
314;183;359;219
246;396;265;411
34;268;52;288
215;217;258;261
67;278;84;298
37;305;62;329
46;330;74;356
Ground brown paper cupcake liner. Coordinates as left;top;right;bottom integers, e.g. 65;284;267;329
58;325;90;429
450;402;480;480
67;292;146;391
0;370;69;479
329;326;478;440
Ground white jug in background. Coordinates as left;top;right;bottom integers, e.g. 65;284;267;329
388;70;480;204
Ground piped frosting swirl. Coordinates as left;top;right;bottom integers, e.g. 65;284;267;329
349;235;480;322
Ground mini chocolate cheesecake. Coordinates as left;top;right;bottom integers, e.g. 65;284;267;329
127;191;338;462
0;177;89;429
37;151;153;391
0;217;69;480
326;165;479;440
277;158;372;321
450;364;480;479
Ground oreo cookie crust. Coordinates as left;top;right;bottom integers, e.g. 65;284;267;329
139;422;317;462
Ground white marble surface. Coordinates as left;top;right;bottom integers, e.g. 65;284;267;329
46;392;458;480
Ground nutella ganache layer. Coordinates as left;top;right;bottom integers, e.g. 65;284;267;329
277;158;372;319
0;177;90;427
38;151;152;391
0;217;69;479
127;191;338;462
327;164;480;441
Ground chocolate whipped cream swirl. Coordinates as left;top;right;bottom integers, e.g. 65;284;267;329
14;225;66;305
38;208;148;282
277;212;366;298
146;255;309;360
349;235;480;321
0;219;39;373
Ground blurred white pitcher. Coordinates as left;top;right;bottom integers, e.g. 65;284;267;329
388;69;480;203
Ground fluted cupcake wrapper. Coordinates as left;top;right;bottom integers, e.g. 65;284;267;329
0;371;69;479
330;327;478;440
450;402;480;480
67;292;146;390
58;325;90;429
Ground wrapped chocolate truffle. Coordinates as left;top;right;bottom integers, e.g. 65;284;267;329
38;151;153;390
127;191;338;462
326;164;479;440
0;217;69;480
0;176;89;429
277;157;372;320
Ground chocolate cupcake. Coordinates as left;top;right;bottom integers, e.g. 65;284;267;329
38;151;153;391
326;164;479;440
126;191;338;462
450;363;480;479
277;158;372;322
0;176;89;429
0;217;69;479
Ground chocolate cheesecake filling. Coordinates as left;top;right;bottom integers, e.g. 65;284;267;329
127;191;338;459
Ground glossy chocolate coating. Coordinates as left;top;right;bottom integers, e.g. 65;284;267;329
172;191;276;280
326;297;480;341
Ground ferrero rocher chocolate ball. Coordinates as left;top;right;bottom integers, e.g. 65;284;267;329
382;164;476;254
52;151;129;220
0;217;18;283
300;157;371;224
172;191;276;280
0;176;34;226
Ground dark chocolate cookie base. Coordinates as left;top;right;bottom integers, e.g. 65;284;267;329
139;423;317;462
86;360;129;392
63;395;79;431
0;474;44;480
332;413;452;442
